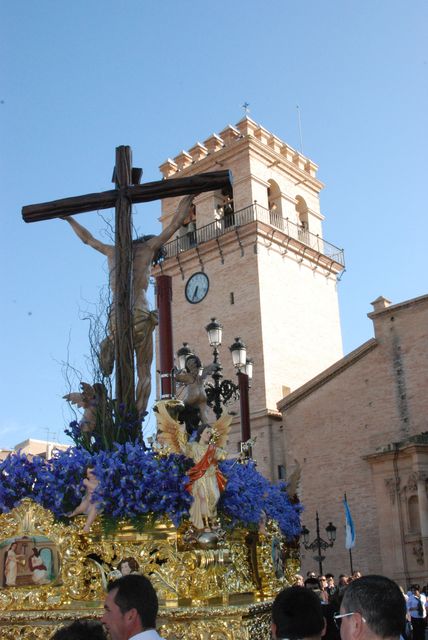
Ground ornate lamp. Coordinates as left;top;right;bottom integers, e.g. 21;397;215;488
205;318;223;348
176;342;193;370
301;525;310;546
229;337;247;369
243;357;254;380
326;521;337;543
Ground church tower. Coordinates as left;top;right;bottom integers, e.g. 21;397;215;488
152;117;344;480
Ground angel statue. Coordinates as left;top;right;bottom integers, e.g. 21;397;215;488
67;465;101;533
155;400;232;531
175;353;217;431
63;382;109;433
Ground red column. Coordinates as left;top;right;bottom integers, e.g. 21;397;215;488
156;275;174;399
238;371;251;442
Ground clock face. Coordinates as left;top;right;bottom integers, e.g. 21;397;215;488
185;272;209;304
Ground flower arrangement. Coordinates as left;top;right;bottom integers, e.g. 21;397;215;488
0;444;301;539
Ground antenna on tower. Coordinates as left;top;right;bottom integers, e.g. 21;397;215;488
296;104;304;154
242;102;250;116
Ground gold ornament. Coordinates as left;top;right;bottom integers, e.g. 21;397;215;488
0;500;298;639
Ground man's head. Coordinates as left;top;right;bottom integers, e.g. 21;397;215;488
102;575;158;640
51;620;107;640
272;586;325;640
338;575;406;640
305;577;321;592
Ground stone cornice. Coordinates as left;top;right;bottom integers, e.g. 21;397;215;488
158;118;323;192
364;434;428;462
277;339;378;410
367;293;428;320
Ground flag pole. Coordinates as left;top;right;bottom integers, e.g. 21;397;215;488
349;548;354;574
344;492;355;574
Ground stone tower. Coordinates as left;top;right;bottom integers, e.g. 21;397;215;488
152;117;344;480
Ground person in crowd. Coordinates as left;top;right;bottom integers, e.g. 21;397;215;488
272;585;326;640
406;583;427;640
338;575;349;590
293;574;305;587
305;576;323;596
51;620;107;639
102;574;164;640
334;574;406;640
318;576;330;603
326;574;338;600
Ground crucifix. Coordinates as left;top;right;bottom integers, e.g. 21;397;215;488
23;145;232;426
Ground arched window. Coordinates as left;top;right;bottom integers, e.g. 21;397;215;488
408;495;421;533
215;186;235;229
268;180;282;228
295;196;309;243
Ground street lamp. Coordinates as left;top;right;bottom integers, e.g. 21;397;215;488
176;342;193;371
301;512;337;575
229;337;247;369
204;319;238;420
177;319;254;449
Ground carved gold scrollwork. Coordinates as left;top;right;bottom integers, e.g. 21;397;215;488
0;501;289;640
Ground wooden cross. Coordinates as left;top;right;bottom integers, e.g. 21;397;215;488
23;145;231;416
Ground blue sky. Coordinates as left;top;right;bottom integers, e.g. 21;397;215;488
1;0;427;449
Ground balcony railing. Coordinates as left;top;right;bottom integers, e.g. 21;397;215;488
163;203;345;266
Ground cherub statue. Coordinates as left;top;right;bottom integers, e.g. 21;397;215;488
175;354;217;428
68;466;101;532
63;382;108;433
155;400;231;530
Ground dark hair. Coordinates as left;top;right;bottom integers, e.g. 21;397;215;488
272;586;324;639
342;575;406;638
118;556;140;573
304;577;321;590
107;574;158;629
185;354;201;372
51;620;107;640
195;423;211;442
411;583;421;591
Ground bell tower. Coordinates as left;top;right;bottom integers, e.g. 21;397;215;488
152;117;344;480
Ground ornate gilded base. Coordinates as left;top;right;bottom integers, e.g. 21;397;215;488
0;500;300;640
0;602;272;640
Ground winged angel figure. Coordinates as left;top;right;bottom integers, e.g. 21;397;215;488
155;400;232;530
63;382;108;432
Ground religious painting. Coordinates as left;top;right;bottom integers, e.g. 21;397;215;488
271;537;284;579
0;535;60;588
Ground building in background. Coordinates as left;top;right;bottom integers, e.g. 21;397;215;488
0;438;69;462
279;294;428;584
153;117;344;481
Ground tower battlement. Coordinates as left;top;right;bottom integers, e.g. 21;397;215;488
159;116;319;180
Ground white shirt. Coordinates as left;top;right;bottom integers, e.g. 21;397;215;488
130;630;165;640
407;593;427;618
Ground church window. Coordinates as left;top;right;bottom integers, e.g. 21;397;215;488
278;465;286;479
408;495;421;533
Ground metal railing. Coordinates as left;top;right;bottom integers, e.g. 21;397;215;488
163;203;345;266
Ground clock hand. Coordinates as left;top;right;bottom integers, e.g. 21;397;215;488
192;286;199;301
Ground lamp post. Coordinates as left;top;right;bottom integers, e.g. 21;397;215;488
179;319;254;448
203;318;239;420
301;512;337;575
229;338;253;444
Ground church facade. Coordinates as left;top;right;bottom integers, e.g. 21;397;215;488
152;117;344;481
279;294;428;584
